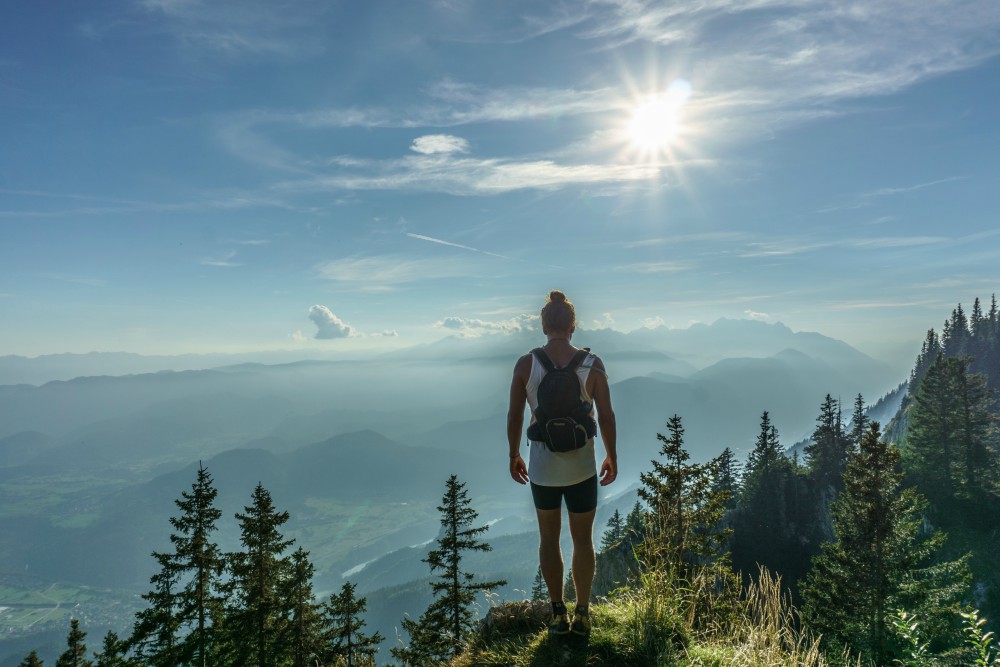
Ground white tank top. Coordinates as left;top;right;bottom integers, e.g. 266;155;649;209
525;350;601;487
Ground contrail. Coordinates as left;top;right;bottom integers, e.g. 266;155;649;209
405;231;564;269
405;232;516;260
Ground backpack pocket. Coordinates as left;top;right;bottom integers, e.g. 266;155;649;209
544;418;589;453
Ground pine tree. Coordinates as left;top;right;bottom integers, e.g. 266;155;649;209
223;483;295;667
849;393;867;451
904;355;1000;516
563;570;576;603
801;422;970;664
92;631;129;667
530;566;546;601
637;415;731;573
805;395;850;491
18;651;44;667
732;411;817;585
55;619;92;667
391;475;506;665
712;447;741;510
322;581;383;667
600;509;625;552
128;550;181;666
283;547;323;667
909;330;942;394
744;411;783;478
625;500;645;536
170;462;223;667
943;304;970;357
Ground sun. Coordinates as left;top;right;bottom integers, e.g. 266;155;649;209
629;98;680;149
624;80;693;152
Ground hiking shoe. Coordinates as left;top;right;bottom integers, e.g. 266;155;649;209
571;607;591;636
548;604;571;636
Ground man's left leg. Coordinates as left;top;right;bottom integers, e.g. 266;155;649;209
567;508;596;608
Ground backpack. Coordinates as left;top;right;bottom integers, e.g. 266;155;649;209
526;347;597;453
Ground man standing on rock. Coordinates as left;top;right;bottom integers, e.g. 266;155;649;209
507;290;618;637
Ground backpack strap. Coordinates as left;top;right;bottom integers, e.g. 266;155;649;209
530;347;555;373
566;348;590;371
532;347;591;371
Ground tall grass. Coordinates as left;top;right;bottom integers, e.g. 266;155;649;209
685;567;854;667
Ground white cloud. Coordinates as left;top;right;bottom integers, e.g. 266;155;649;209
309;305;355;339
410;135;470;155
290;329;307;342
744;309;770;321
591;312;615;329
436;314;537;337
641;316;665;329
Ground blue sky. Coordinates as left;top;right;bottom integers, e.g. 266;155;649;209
2;0;999;368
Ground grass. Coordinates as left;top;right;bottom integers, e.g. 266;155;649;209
452;568;849;667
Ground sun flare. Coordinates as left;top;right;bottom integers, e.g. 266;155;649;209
625;80;693;153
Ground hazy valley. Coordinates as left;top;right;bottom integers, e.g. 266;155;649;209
0;319;905;665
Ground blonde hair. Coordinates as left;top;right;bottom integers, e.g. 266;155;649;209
541;290;576;333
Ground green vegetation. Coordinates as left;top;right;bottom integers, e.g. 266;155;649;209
801;422;969;663
457;569;839;667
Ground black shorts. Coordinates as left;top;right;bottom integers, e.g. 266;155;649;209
530;475;598;513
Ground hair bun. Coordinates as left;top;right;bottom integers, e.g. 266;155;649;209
549;290;566;303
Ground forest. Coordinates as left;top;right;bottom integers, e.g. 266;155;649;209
17;296;1000;666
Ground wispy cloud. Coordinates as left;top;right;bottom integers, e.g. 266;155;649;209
865;176;967;198
738;240;837;258
0;188;314;218
36;272;107;287
200;250;241;267
131;0;329;60
621;232;747;248
271;153;664;196
615;261;694;273
852;236;945;249
314;255;482;291
819;176;968;213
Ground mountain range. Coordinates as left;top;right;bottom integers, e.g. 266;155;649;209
0;318;909;664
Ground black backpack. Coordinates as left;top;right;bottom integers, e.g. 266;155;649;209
525;347;597;453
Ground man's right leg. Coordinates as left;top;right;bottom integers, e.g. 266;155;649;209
536;508;563;602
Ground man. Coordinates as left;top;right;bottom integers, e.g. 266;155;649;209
507;290;618;637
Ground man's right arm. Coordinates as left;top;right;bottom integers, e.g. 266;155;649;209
507;354;531;484
591;357;618;486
